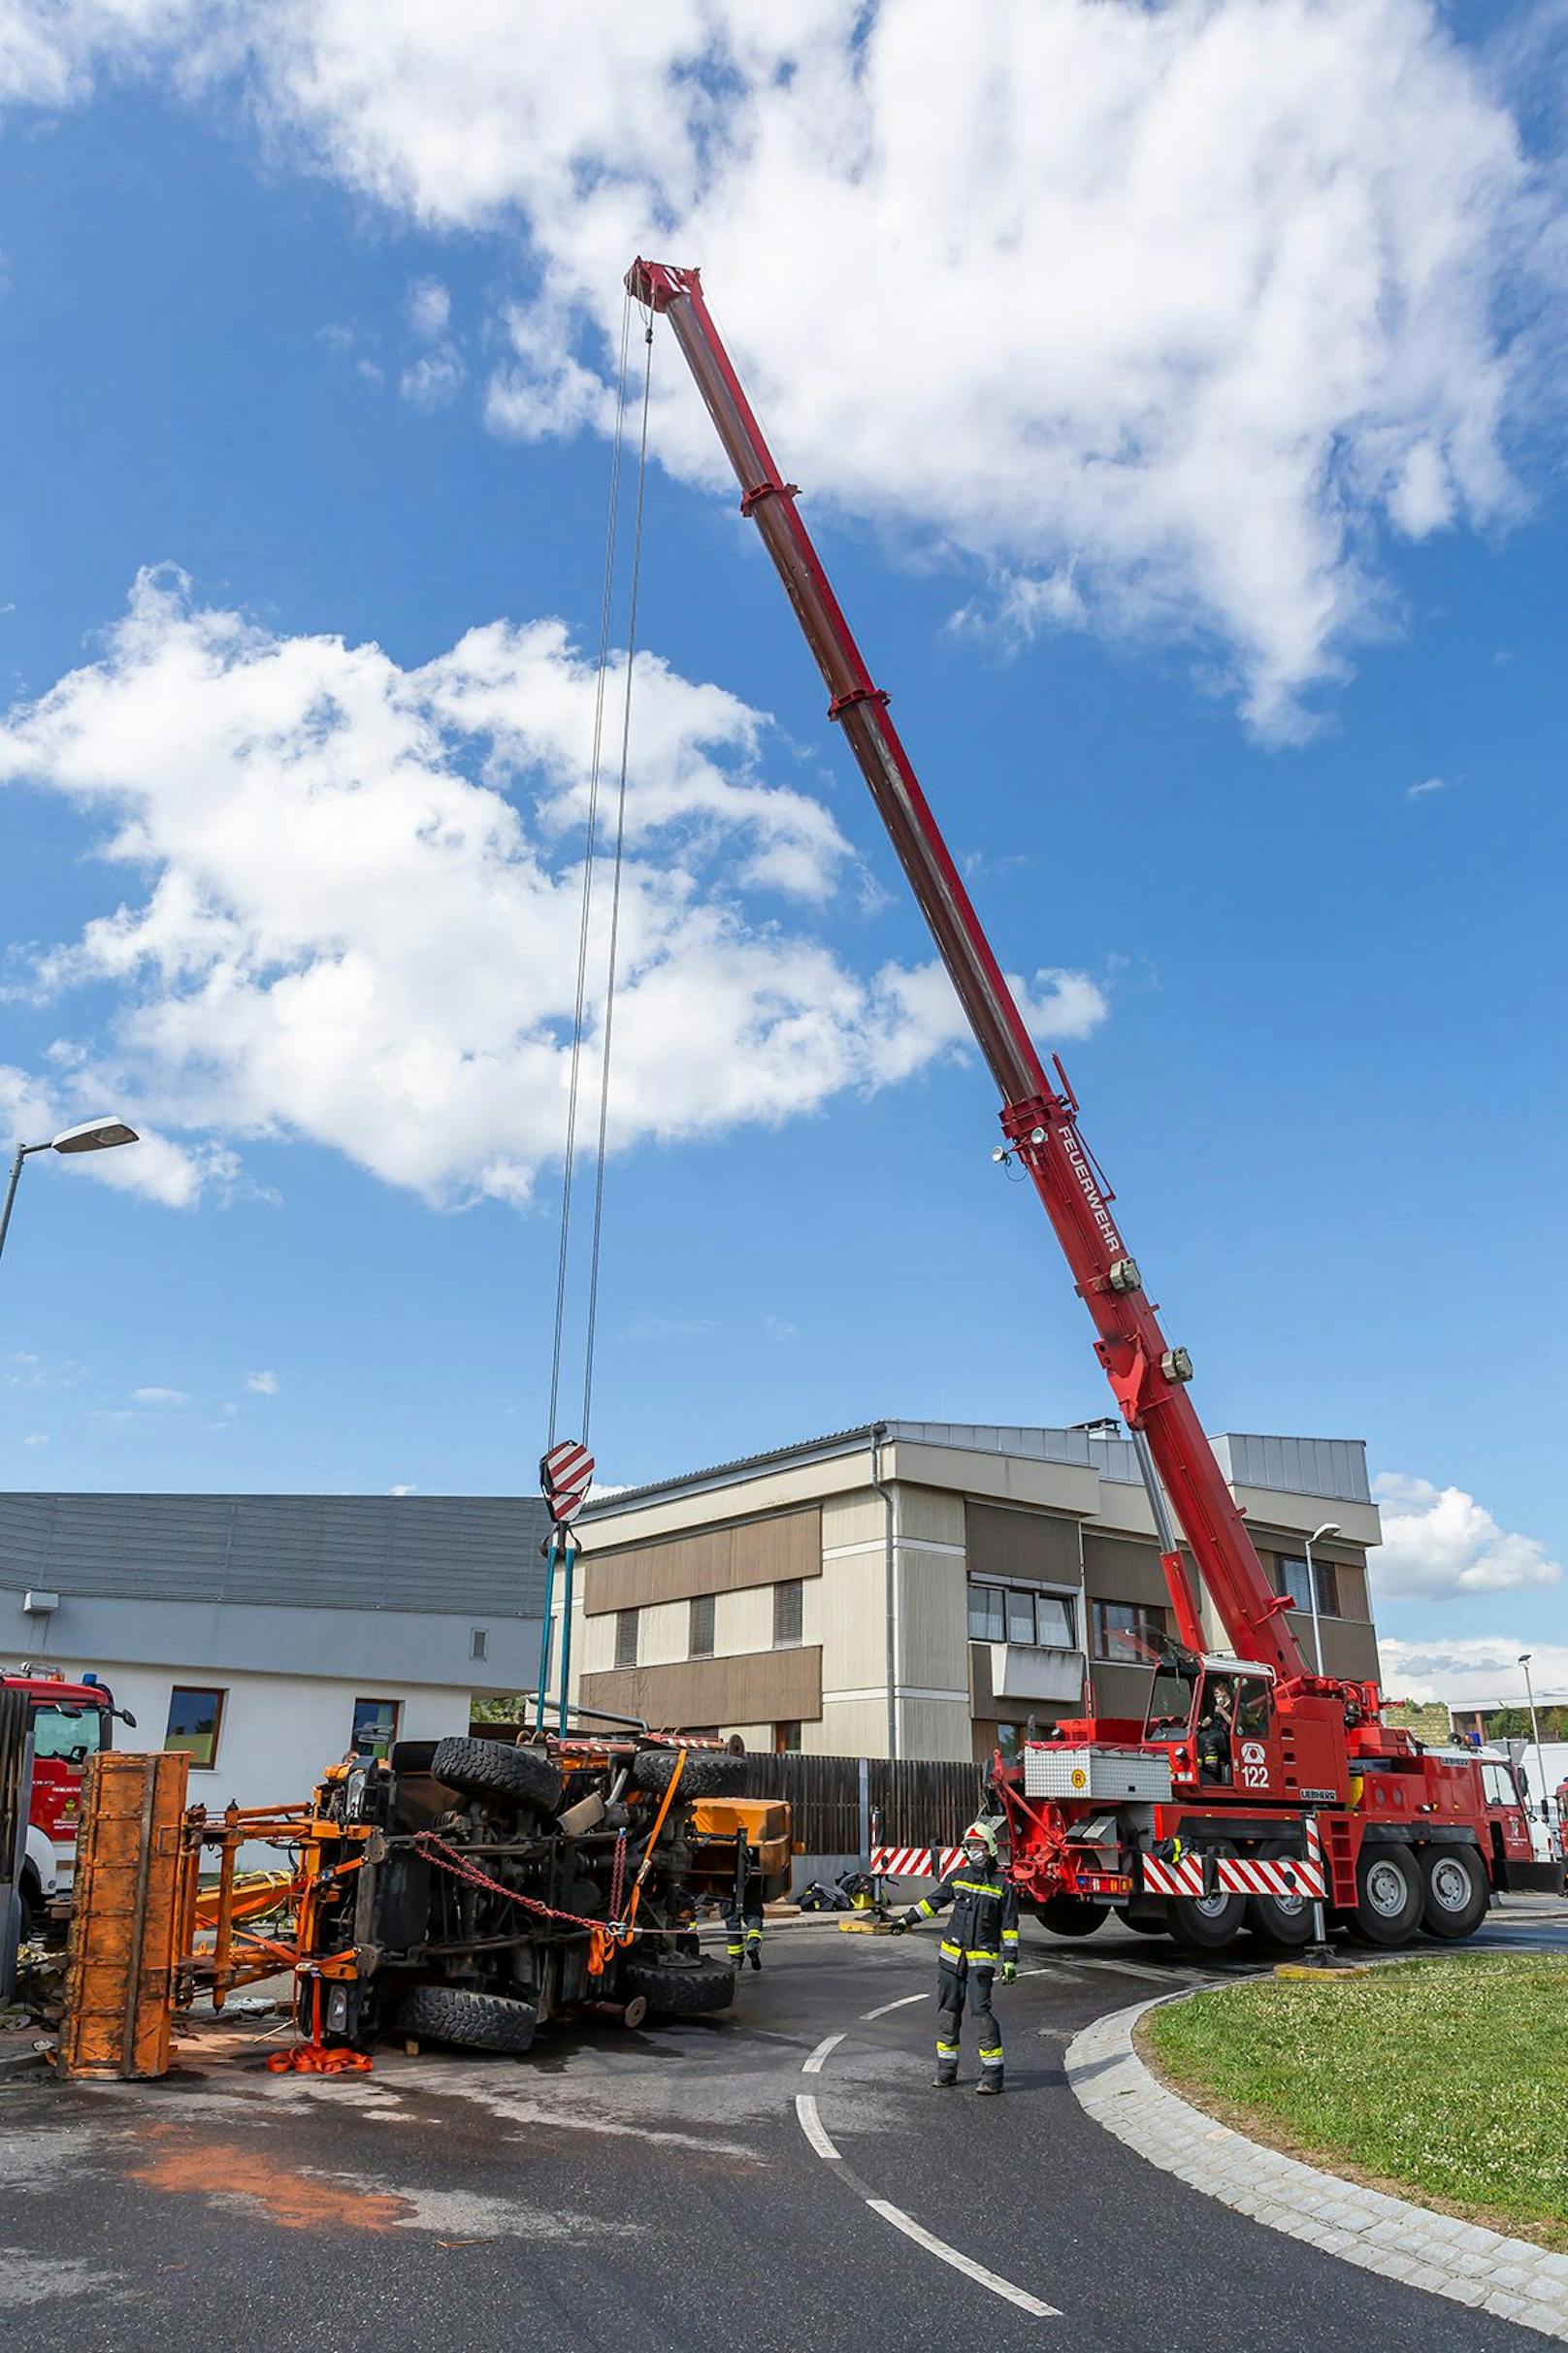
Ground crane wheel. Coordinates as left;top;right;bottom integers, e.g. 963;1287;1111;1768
393;1984;539;2054
1032;1896;1108;1938
1348;1845;1423;1945
631;1747;748;1799
1169;1848;1245;1951
1244;1888;1314;1948
429;1737;564;1816
616;1955;736;2016
1420;1845;1487;1941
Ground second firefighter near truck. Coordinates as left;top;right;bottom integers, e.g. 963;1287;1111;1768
893;1820;1019;2094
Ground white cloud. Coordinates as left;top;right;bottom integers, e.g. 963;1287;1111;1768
245;1369;278;1393
1;1060;237;1207
143;0;1558;737
21;1431;49;1447
387;1482;417;1495
131;1384;188;1406
1406;775;1447;801
1379;1637;1568;1710
0;569;1105;1205
400;345;464;410
1371;1472;1562;1601
405;278;450;342
5;5;1556;730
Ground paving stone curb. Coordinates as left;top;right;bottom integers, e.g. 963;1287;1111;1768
1066;1992;1568;2343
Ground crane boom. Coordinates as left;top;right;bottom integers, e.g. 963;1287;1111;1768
628;258;1313;1689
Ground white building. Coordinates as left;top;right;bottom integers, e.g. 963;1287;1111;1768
1;1490;547;1825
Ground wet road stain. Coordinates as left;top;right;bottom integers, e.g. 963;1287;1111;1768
131;2125;408;2232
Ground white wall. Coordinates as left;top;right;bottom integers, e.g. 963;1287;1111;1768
56;1654;471;1868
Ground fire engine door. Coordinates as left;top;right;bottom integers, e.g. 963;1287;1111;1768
1228;1674;1278;1795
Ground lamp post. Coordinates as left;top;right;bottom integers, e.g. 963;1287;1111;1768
0;1117;141;1267
1302;1521;1340;1677
1519;1653;1546;1821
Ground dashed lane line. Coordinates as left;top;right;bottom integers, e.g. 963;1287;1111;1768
866;2200;1060;2318
797;2018;1058;2321
861;1992;926;2022
795;2092;841;2162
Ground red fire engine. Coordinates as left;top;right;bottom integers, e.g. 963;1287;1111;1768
4;1669;127;1926
629;257;1527;1952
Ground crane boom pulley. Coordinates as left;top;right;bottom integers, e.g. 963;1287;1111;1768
627;256;1320;1694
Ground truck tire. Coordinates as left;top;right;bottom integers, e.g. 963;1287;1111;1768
1245;1888;1314;1948
395;1983;539;2054
389;1739;441;1774
617;1955;735;2016
1170;1851;1245;1952
429;1737;563;1815
1420;1845;1487;1941
1032;1896;1108;1938
631;1747;748;1799
1350;1845;1423;1945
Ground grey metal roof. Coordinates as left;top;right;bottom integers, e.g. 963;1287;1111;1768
580;1417;1373;1518
0;1492;550;1618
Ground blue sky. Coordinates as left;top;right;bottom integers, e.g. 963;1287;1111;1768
0;3;1564;1705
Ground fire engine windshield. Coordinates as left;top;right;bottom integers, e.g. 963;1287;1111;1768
32;1704;104;1765
1146;1658;1198;1736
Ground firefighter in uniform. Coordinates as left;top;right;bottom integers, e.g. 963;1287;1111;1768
891;1820;1019;2093
725;1843;764;1973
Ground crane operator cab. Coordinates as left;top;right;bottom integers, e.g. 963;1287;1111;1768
1143;1646;1279;1797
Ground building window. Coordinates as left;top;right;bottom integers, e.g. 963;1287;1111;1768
966;1580;1075;1650
350;1697;400;1760
774;1720;802;1753
1090;1601;1165;1664
614;1607;639;1671
1274;1555;1339;1618
773;1579;803;1650
996;1721;1022;1765
164;1685;225;1770
689;1593;715;1660
470;1628;488;1661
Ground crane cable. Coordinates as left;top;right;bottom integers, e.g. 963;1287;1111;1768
544;292;655;1454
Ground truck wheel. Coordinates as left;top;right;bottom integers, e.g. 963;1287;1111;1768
429;1737;563;1816
394;1983;539;2054
1170;1853;1245;1952
631;1747;748;1799
1245;1889;1314;1948
1350;1846;1423;1945
1032;1896;1108;1938
1421;1845;1487;1941
617;1955;736;2016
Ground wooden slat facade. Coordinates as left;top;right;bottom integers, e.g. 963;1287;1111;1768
582;1508;821;1618
580;1644;822;1727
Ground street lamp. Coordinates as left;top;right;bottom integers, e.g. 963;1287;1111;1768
0;1117;141;1264
1302;1521;1340;1677
1519;1654;1546;1821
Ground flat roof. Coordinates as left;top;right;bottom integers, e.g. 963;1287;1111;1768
579;1418;1372;1520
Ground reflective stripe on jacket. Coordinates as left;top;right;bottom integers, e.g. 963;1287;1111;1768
911;1862;1019;1964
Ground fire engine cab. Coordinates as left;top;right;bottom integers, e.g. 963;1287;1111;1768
3;1668;131;1931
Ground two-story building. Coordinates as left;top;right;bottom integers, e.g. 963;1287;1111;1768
570;1419;1383;1760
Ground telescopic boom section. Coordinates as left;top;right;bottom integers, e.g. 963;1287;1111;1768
629;257;1311;1688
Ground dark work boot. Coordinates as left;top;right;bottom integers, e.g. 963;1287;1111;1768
932;2047;959;2087
749;1947;762;1973
975;2068;1004;2096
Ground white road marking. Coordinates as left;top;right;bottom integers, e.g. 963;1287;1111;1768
866;2200;1059;2317
803;2033;845;2075
862;1992;926;2022
1035;2025;1072;2040
1061;1955;1178;1982
1019;1960;1090;1979
795;2092;841;2162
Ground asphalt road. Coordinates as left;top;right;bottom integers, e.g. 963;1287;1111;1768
3;1899;1566;2352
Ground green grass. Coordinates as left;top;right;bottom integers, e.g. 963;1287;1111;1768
1142;1954;1568;2245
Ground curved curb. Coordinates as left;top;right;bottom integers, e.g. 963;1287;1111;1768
1066;1994;1568;2342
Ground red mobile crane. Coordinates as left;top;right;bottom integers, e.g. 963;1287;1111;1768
629;257;1525;1951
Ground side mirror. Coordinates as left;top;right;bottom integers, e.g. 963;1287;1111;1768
115;1708;138;1730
